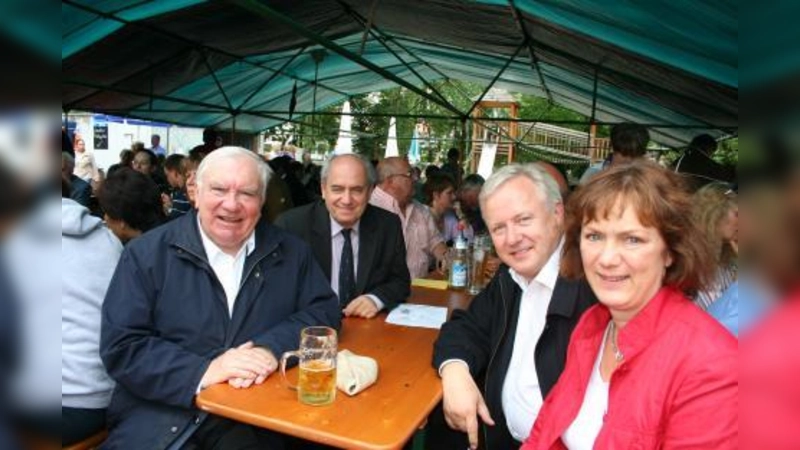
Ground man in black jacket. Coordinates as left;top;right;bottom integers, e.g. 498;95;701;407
276;154;410;318
431;164;596;450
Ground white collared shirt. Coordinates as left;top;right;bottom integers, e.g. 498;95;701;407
329;217;384;310
198;219;256;317
502;239;563;442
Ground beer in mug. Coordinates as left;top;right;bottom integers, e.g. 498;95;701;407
280;326;338;406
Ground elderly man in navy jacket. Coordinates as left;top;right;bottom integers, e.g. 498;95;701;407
100;147;340;449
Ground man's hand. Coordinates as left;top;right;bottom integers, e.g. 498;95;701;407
441;362;495;450
200;341;277;390
343;295;380;319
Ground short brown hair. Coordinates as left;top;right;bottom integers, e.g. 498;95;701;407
423;173;455;205
561;160;714;293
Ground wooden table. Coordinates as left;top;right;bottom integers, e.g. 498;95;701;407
196;285;471;450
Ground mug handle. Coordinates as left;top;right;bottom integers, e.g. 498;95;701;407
280;350;300;391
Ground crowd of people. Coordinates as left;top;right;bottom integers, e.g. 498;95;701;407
45;121;767;449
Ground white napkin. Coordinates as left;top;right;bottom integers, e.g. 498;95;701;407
336;350;379;396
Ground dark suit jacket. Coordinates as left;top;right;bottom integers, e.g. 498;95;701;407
275;201;410;310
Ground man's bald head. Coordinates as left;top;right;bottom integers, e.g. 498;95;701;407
534;161;569;199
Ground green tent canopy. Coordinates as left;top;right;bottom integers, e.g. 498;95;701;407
63;0;738;147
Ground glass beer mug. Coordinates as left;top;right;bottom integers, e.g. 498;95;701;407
280;326;338;406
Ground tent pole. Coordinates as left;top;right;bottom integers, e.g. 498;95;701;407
461;117;468;170
232;114;237;145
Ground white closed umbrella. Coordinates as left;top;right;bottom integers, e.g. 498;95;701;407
384;117;399;158
334;101;354;154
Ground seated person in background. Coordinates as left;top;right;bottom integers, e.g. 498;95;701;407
430;164;596;450
457;174;486;235
691;182;738;310
370;156;447;279
106;149;134;178
523;161;736;449
424;173;473;245
62;152;92;208
96;168;165;244
276;154;410;319
162;154;191;220
132;148;169;194
131;148;157;177
62;189;123;446
183;148;207;208
440;147;464;187
99;147;340;449
707;281;742;336
673;133;736;191
579;122;649;184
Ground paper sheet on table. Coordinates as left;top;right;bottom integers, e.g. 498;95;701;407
411;278;448;290
385;304;448;329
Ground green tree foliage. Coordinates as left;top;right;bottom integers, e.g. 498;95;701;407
265;80;735;171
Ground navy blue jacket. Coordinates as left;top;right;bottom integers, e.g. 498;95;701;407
99;211;340;449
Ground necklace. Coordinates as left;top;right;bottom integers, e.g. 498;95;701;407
609;321;624;362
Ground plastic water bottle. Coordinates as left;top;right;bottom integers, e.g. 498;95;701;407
449;224;468;290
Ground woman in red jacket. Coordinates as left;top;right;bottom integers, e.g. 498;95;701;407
522;161;737;449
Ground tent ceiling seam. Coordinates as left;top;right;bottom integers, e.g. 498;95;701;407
508;1;554;104
467;41;526;117
335;0;457;112
200;49;234;112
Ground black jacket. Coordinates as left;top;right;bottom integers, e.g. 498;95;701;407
433;265;597;449
275;201;410;310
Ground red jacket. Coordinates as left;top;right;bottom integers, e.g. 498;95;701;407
522;286;737;450
741;288;800;449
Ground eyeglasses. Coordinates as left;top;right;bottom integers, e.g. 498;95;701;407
391;170;418;181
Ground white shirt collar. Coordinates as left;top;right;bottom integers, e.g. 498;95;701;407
330;216;360;238
197;217;256;260
509;237;564;292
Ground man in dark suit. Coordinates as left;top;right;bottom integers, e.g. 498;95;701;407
276;154;410;319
